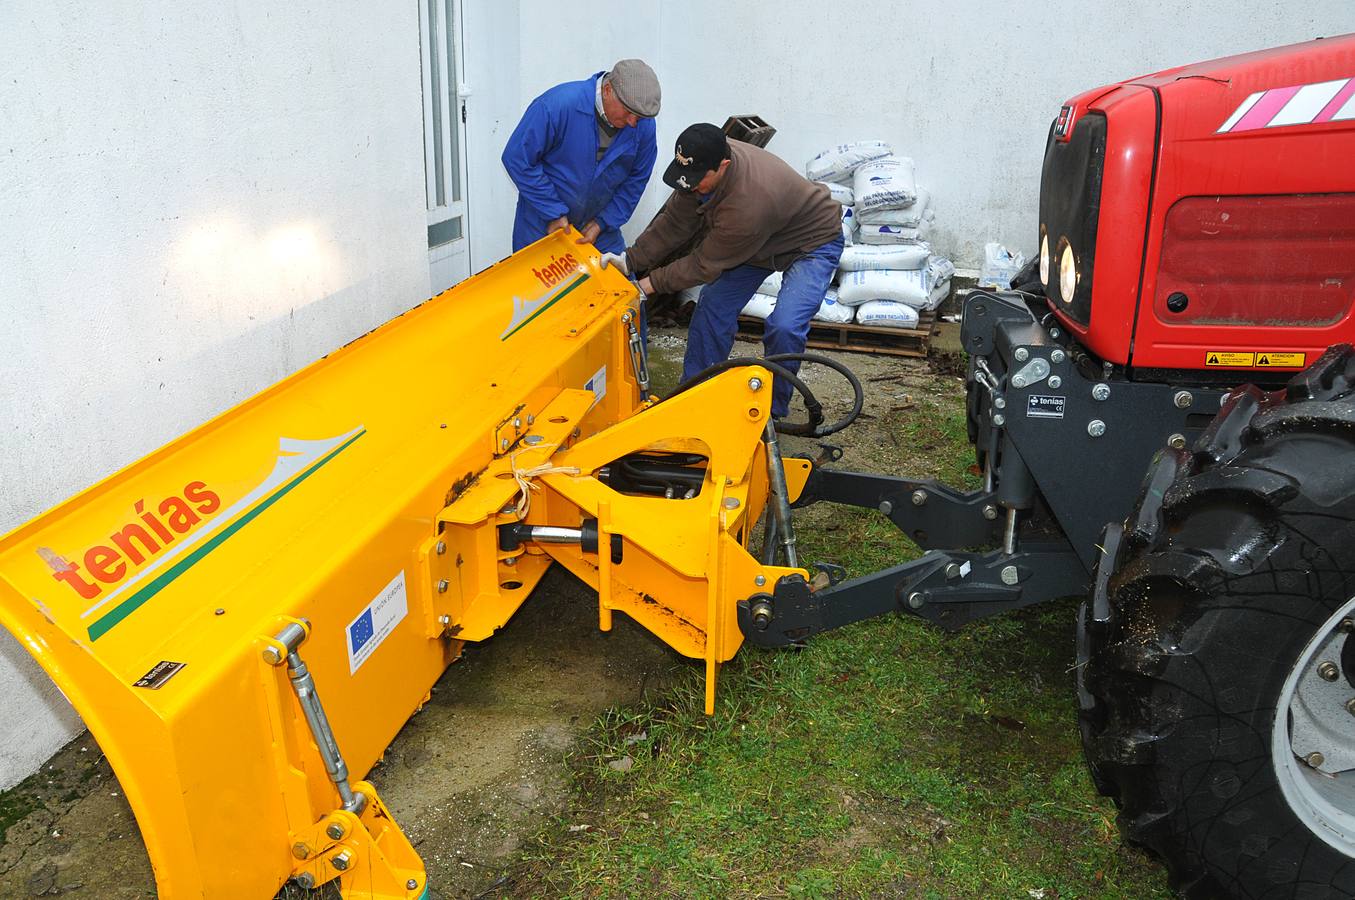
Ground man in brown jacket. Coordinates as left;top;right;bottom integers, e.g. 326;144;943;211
602;123;843;418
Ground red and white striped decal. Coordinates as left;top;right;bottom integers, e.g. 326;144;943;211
1217;77;1355;133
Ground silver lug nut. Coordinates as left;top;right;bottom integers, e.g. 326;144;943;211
331;849;353;872
993;413;1006;427
1014;347;1029;362
1306;752;1326;769
1011;375;1028;389
407;879;419;890
911;490;927;506
1050;349;1066;364
1049;327;1062;339
1087;419;1106;438
907;592;925;609
1000;565;1019;585
1167;433;1186;450
326;822;346;841
1174;390;1194;409
993;396;1006;409
1319;660;1340;682
982;504;998;520
1047;375;1063;389
878;500;894;515
1092;383;1111;401
748;377;763;391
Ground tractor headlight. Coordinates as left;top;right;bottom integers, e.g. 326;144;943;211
1059;240;1077;303
1039;231;1050;286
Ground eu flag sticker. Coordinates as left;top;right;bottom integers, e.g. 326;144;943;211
345;570;408;674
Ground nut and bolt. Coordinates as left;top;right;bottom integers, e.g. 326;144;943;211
331;849;353;872
1174;390;1194;409
993;413;1006;427
438;614;451;628
407;880;419;891
1047;375;1063;389
993;396;1006;409
524;434;544;445
1014;347;1030;362
326;822;346;841
945;563;962;579
1011;375;1028;389
262;645;286;666
1306;752;1326;769
504;556;518;567
1050;349;1066;364
437;579;449;593
982;504;999;520
1092;383;1111;401
1342;618;1355;633
723;497;741;510
754;575;767;587
879;500;894;515
1167;433;1186;450
527;414;535;425
291;842;311;860
907;592;925;609
1319;660;1341;682
295;873;317;890
1087;419;1107;438
911;490;928;506
748;377;763;391
1000;565;1019;585
1049;327;1062;339
499;438;510;451
513;417;522;429
436;540;446;555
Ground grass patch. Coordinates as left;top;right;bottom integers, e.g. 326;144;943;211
500;366;1170;899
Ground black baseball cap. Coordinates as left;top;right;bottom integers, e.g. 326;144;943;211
662;123;730;191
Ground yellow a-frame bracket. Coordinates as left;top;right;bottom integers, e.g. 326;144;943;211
0;230;815;897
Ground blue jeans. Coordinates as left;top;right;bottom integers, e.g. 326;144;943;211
683;235;845;417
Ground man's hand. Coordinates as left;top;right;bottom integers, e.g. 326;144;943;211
575;220;603;245
600;252;630;275
637;276;653;296
547;215;569;234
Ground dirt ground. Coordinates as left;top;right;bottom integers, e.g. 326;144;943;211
0;325;962;898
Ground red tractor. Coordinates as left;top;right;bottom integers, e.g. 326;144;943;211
740;33;1355;895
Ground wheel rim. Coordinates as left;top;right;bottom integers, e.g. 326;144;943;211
1274;595;1355;855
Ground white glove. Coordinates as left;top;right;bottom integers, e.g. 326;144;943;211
600;252;630;275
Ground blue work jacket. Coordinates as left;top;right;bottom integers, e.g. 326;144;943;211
502;73;657;255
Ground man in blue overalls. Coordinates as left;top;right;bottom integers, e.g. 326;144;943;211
502;60;660;254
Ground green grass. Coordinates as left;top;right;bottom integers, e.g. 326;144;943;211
503;384;1171;899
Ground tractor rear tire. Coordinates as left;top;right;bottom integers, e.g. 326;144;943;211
1078;346;1355;898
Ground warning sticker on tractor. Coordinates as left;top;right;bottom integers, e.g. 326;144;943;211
1027;394;1066;419
1205;351;1256;367
346;570;408;675
1255;352;1306;367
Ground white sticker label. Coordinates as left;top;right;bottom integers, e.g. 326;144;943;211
346;571;408;674
958;560;972;578
584;364;607;409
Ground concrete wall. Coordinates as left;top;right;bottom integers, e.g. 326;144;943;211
645;3;1352;271
0;1;432;788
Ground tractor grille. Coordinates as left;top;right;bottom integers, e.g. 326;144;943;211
1039;112;1107;327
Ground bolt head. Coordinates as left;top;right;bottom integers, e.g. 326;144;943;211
1167;433;1186;450
1342;617;1355;633
438;614;451;626
907;592;925;609
748;377;763;391
1346;698;1355;716
500;438;509;451
292;842;311;860
911;490;927;506
878;500;894;516
524;434;544;445
504;556;518;566
262;646;284;666
1319;660;1341;682
1011;375;1028;389
1174;390;1194;409
1000;565;1019;585
1014;347;1030;362
1050;349;1066;364
513;417;522;429
945;563;961;579
1087;419;1106;438
992;413;1006;427
295;873;317;890
1092;383;1111;401
723;497;740;510
326;822;346;841
1306;751;1326;769
1047;375;1062;390
982;504;998;520
407;879;419;891
993;396;1006;409
331;849;353;872
437;579;449;593
436;540;446;555
754;574;767;587
1049;327;1062;339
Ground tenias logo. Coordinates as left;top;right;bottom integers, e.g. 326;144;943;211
501;257;590;341
38;428;365;641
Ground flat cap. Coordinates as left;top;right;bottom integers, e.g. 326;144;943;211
609;59;661;118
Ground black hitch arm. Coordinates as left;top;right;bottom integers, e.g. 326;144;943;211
737;538;1088;646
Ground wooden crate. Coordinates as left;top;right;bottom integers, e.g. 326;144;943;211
734;311;936;358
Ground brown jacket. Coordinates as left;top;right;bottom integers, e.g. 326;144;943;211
627;140;842;294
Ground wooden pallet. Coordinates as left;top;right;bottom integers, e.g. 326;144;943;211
735;310;936;358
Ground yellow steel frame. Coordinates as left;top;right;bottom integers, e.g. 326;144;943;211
0;229;815;898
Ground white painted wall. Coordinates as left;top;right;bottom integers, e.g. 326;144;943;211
642;3;1352;271
0;1;431;788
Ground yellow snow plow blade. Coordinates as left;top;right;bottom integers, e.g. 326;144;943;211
0;229;811;898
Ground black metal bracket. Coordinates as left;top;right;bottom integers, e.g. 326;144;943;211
792;467;1000;550
737;538;1087;646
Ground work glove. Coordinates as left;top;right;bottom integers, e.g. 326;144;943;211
600;252;630;275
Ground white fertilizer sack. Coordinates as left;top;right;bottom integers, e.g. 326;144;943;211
805;140;893;183
814;288;854;324
856;188;931;227
818;181;855;205
923;256;956;310
853;156;918;213
858;210;934;245
757;270;783;297
856;300;920;329
836;269;930;308
741;292;777;319
841;206;857;245
679;285;703;306
838;243;931;272
977;243;1027;290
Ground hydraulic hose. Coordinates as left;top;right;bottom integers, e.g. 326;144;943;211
668;352;864;438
